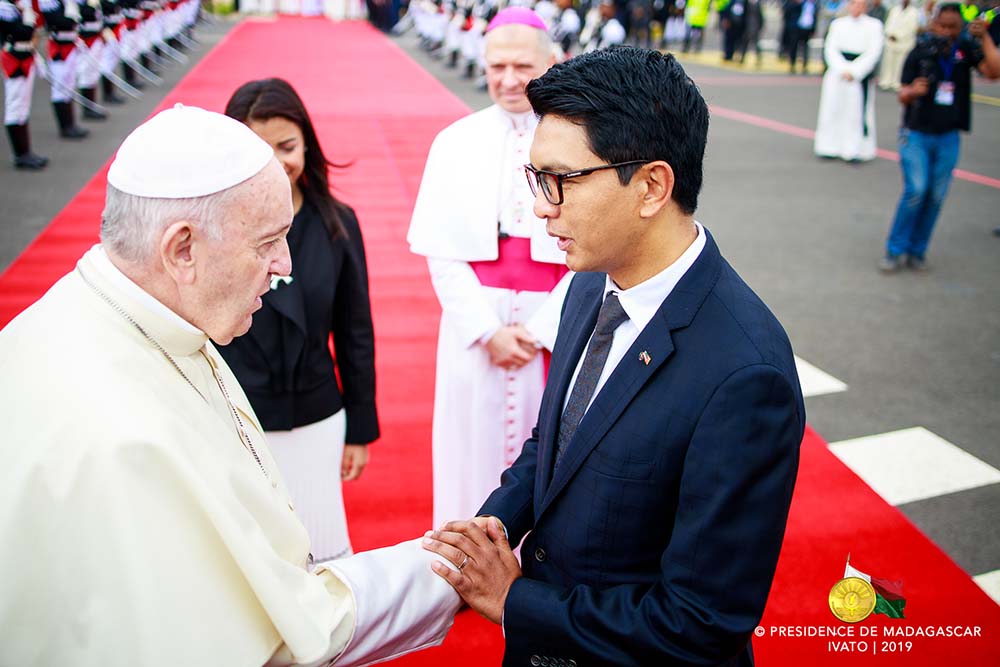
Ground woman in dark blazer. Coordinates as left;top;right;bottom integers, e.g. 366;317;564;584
220;78;379;563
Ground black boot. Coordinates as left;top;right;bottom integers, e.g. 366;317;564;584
463;61;476;79
139;52;160;76
80;88;108;120
123;62;146;90
102;76;126;105
151;45;167;71
5;123;48;170
446;49;458;68
53;101;90;139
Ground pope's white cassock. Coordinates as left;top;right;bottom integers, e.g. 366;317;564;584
407;104;572;529
0;246;461;666
814;12;884;161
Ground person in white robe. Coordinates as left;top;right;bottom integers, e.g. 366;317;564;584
407;8;572;531
879;0;921;90
814;0;884;162
0;104;461;667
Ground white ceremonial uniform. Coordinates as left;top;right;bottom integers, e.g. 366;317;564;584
814;13;884;161
0;246;460;667
408;104;572;529
879;4;920;91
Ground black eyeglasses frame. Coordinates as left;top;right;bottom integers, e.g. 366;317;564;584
523;159;652;206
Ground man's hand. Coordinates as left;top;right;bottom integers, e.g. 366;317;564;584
968;17;987;40
841;71;855;81
899;76;930;105
341;444;369;481
422;518;521;625
485;325;538;370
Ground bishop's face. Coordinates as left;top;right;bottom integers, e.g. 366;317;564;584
484;24;553;114
193;159;293;345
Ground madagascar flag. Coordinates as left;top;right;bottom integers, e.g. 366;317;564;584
845;562;906;618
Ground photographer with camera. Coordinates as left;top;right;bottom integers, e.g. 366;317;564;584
879;3;999;273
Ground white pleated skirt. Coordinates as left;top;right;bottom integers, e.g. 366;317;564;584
266;410;352;562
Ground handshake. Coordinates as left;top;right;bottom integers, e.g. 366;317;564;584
422;516;522;625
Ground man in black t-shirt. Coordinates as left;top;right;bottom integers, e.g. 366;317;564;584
880;3;999;272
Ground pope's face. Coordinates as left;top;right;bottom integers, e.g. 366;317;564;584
484;25;553;114
195;159;293;344
848;0;866;18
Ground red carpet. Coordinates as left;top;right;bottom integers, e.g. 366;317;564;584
0;17;996;666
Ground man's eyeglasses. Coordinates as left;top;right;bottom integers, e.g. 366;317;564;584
524;160;651;206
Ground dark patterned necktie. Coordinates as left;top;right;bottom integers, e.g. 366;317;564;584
555;291;629;466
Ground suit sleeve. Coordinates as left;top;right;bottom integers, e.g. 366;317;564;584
478;424;541;546
331;209;380;445
500;363;803;666
523;271;573;353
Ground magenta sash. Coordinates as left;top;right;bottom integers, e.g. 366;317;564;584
470;237;568;292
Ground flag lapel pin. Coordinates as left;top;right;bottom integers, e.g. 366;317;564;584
639;351;651;365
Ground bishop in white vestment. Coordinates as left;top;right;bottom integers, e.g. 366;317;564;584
814;0;885;162
0;105;460;667
407;10;572;530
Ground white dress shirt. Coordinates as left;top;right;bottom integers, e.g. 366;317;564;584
564;222;706;415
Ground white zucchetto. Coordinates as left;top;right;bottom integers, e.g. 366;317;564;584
107;103;274;199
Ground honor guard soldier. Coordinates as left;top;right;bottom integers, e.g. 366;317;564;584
1;0;48;168
119;0;144;88
99;0;125;103
39;0;89;138
77;0;108;119
138;0;162;75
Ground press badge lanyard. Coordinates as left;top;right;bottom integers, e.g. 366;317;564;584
935;44;958;106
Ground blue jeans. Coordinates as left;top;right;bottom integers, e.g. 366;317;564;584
886;128;961;260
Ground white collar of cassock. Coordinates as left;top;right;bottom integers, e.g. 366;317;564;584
499;107;537;133
87;244;208;355
607;221;706;333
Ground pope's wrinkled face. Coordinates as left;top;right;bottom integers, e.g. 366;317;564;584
484;24;553;114
196;159;293;344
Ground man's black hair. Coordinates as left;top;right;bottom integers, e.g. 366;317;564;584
526;46;709;215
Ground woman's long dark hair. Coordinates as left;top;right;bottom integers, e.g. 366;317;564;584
225;78;348;240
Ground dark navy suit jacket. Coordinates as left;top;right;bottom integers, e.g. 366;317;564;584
479;230;805;666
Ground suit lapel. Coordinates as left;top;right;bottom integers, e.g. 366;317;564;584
539;324;675;516
535;280;602;504
537;231;724;518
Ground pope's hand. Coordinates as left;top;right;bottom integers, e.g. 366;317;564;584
422;518;521;625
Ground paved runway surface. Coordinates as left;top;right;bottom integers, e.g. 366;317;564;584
1;14;998;600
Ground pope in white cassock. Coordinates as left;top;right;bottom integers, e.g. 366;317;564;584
0;104;461;667
407;7;573;531
814;0;885;162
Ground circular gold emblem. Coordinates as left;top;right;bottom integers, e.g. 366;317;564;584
829;577;877;623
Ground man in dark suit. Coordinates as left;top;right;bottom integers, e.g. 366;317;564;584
422;46;805;667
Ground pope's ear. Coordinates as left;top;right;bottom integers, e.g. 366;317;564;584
159;220;197;285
